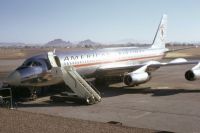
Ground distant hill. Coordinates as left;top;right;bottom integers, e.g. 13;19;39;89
45;39;74;47
77;39;101;47
78;39;97;45
45;39;101;48
0;39;101;48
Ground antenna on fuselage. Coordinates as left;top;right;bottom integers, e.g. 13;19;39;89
53;49;56;54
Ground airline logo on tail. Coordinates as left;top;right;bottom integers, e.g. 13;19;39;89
151;14;167;49
160;24;164;39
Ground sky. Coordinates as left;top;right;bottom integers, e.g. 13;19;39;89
0;0;200;44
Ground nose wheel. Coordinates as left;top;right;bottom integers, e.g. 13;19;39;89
29;87;38;100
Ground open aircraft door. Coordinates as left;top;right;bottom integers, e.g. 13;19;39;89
47;51;61;67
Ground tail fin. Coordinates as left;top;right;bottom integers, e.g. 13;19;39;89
151;14;167;49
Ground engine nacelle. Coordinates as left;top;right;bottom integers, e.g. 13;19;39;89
185;69;200;81
123;72;151;86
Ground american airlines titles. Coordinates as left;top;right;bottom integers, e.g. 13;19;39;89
63;50;133;62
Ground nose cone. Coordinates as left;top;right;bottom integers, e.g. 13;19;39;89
6;71;21;86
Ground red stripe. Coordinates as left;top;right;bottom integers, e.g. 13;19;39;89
74;54;163;68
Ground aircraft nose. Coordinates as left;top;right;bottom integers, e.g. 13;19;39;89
6;71;21;86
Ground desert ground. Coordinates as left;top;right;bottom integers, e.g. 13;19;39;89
1;46;200;133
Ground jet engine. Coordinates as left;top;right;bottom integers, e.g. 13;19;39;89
185;63;200;81
185;69;200;81
123;72;151;86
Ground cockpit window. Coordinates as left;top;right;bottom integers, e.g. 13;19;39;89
22;61;42;67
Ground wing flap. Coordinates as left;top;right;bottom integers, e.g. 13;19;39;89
96;59;199;76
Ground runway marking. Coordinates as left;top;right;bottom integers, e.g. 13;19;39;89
156;86;170;89
131;112;152;119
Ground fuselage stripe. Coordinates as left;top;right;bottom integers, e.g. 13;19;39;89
73;54;164;68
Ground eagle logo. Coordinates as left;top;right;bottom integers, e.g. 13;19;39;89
160;24;165;41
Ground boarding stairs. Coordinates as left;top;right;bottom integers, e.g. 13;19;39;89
48;51;101;104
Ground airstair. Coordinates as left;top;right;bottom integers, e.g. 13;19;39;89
48;51;101;104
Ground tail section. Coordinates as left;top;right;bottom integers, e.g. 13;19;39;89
151;14;167;49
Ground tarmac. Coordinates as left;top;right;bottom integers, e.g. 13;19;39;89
0;108;158;133
15;64;200;133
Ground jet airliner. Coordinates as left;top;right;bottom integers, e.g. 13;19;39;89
4;15;200;103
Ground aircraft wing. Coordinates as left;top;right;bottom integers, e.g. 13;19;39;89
95;58;199;76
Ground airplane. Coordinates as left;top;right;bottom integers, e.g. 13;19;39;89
3;14;200;104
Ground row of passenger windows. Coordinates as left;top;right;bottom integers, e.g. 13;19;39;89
66;59;96;65
66;50;148;60
65;54;147;65
65;49;159;65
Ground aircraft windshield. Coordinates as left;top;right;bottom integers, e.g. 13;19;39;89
22;61;42;67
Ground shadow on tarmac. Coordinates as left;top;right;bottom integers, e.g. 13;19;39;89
17;101;83;108
16;86;200;108
100;86;200;97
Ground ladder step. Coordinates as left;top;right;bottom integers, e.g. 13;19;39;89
51;66;101;104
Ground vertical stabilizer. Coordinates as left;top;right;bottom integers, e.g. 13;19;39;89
151;14;167;49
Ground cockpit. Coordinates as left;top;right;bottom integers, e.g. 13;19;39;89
22;61;42;67
6;54;59;87
17;58;52;71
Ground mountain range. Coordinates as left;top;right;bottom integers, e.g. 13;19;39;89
0;39;198;47
45;39;101;47
45;39;74;47
0;39;101;47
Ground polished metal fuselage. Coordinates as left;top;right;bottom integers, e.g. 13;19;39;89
7;47;167;87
